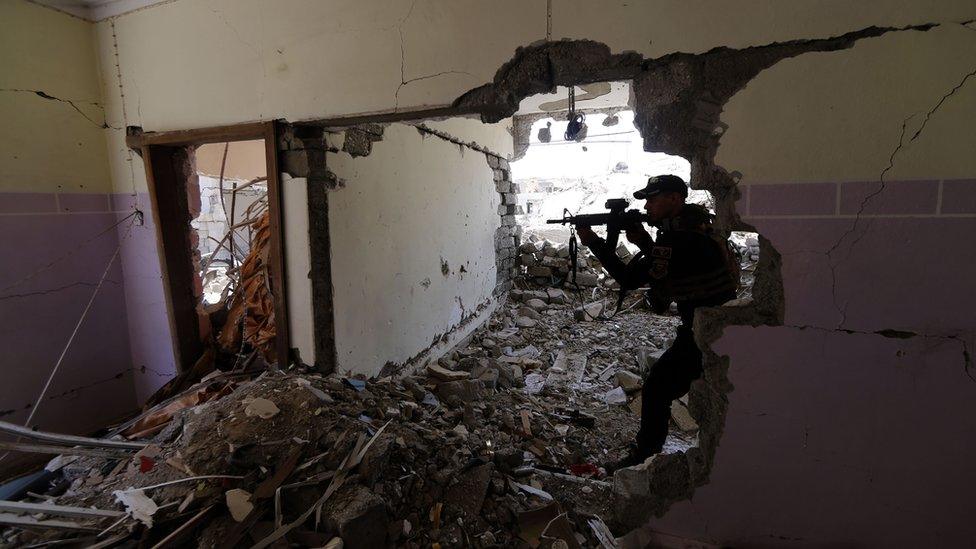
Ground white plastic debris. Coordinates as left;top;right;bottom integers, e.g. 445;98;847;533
113;488;159;527
244;397;280;419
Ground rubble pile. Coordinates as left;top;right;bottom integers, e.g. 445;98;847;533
0;222;760;547
1;280;703;548
516;235;605;288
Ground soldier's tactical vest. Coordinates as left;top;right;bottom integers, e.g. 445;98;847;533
648;204;741;313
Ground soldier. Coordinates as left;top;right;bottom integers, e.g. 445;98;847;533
575;175;737;470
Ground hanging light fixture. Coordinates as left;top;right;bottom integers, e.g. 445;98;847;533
564;86;587;142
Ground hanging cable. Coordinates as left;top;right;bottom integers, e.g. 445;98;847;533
0;210;139;296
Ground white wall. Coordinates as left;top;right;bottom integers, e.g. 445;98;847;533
325;123;501;375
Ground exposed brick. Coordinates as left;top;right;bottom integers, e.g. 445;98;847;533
486;154;500;169
502;193;517;205
496;180;511;193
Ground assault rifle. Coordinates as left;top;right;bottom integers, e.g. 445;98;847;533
547;198;649;249
546;198;650;319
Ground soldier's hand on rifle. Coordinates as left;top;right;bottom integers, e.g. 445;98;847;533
625;223;653;251
575;224;599;246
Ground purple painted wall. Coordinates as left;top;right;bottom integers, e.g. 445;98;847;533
112;193;177;403
0;191;176;438
651;179;976;547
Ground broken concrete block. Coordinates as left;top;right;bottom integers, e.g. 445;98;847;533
457;357;482;371
541;256;567;268
671;400;698;431
243;398;280;419
524;298;548;311
519;241;544;254
427;363;470;382
628;394;642;415
574;272;600;286
516;316;538;328
444;463;494;519
616;371;643;393
518;306;542;320
492;360;523;388
526;266;552;277
546;288;568;304
519;253;539;267
478;368;499;390
436;379;484;403
573;301;604;321
604;387;628;405
225;489;253;522
323;485;389;549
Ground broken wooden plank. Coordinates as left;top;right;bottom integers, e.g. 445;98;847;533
0;420;146;451
151;505;218;549
0;500;124;520
0;512;99;532
0;441;131;459
587;516;619;549
520;410;533;436
251;421;391;549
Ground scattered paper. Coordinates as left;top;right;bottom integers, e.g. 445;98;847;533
113;488;159;527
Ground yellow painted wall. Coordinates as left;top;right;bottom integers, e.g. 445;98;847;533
718;23;976;184
0;0;110;193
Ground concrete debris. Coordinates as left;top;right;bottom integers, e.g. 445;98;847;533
671;400;699;432
5;236;733;549
574;301;605;321
426;363;470;382
615;371;643;393
243;397;280;419
516;316;539;327
604;387;628;406
224;488;253;522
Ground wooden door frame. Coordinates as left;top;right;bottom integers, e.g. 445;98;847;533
127;121;290;370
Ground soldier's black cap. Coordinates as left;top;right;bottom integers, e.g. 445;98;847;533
633;175;688;199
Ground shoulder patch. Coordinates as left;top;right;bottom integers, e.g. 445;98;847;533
651;246;672;259
650;259;669;279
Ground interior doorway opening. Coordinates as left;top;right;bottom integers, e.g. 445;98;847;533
127;123;289;389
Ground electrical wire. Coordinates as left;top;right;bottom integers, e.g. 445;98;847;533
23;219;136;430
0;210;139;296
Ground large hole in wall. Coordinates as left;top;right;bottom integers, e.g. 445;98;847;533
287;76;771;544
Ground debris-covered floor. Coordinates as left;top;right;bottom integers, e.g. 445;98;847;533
0;234;755;548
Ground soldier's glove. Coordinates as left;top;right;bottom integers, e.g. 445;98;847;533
624;224;653;251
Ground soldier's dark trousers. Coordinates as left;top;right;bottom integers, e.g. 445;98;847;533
636;325;702;458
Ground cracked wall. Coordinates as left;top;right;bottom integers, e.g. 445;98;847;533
281;119;514;376
23;0;972;543
644;21;976;549
447;22;976;548
0;0;147;450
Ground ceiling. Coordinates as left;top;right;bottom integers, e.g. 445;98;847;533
31;0;169;21
515;81;631;115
